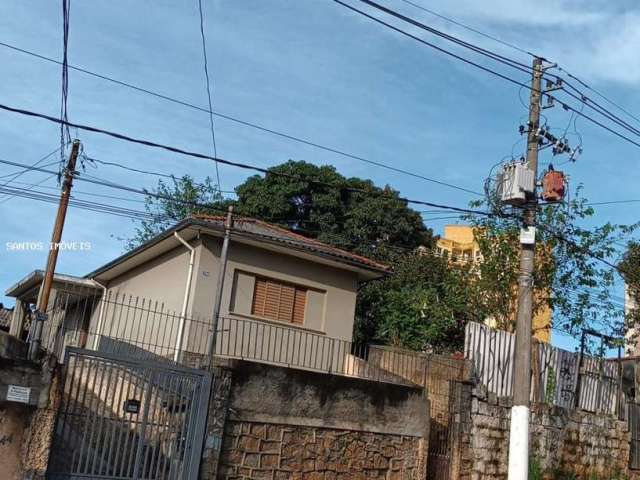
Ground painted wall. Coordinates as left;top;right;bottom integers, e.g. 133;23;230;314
183;235;360;358
85;233;361;363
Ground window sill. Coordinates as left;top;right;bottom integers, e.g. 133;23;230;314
225;311;326;336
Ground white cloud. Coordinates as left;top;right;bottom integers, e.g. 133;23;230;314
400;0;640;85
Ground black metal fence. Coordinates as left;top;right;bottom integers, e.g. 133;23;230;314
34;289;421;386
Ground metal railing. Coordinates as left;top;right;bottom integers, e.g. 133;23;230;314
31;289;421;387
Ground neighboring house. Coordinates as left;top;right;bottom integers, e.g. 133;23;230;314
6;215;388;365
435;224;552;343
6;270;99;342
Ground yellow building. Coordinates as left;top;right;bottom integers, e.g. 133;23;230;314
436;225;552;343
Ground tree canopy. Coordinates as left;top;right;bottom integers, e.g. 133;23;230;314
233;161;433;261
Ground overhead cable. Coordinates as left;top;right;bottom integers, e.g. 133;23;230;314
0;40;480;196
0;106;494;216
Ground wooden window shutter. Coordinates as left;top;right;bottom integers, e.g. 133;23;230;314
251;276;307;325
292;288;306;325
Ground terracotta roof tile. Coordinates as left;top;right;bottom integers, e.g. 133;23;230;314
191;214;389;272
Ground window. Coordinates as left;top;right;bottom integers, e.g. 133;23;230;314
251;276;307;325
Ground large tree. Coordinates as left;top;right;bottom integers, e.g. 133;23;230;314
128;161;432;262
233;160;433;261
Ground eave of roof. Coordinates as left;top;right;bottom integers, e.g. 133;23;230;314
85;217;389;282
5;269;99;298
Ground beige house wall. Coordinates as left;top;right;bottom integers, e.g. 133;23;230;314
182;236;359;358
85;234;360;363
86;240;203;358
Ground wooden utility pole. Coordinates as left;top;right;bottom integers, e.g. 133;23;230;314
507;57;543;480
29;139;81;360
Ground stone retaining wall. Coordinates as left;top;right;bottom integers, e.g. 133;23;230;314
207;360;429;479
219;420;424;479
451;383;631;479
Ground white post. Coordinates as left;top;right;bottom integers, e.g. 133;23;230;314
173;231;196;363
92;280;108;350
508;405;530;479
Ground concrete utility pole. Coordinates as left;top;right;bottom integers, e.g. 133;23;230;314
29;139;81;360
206;205;233;369
507;57;543;480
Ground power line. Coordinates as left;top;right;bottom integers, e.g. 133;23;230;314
347;0;640;146
0;146;61;193
0;105;494;216
82;155;236;195
0;184;166;221
6;179;149;204
60;0;72;164
332;0;640;151
197;0;221;191
0;173;58;205
396;0;536;57
351;0;532;74
351;0;640;145
0;41;481;197
557;66;640;128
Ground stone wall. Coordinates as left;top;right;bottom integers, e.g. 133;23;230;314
201;364;234;479
213;360;429;479
0;403;30;480
451;383;631;479
219;420;423;479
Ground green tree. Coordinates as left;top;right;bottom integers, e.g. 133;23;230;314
126;175;223;249
234;161;432;261
356;251;479;352
469;186;638;338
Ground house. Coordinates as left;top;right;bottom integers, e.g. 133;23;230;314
436;224;552;343
6;215;388;366
6;270;100;342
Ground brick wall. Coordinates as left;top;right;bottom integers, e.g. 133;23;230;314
219;420;424;479
451;383;631;479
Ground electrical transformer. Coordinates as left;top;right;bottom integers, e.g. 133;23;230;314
497;162;535;205
542;170;566;202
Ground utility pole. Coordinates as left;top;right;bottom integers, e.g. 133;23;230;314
206;205;233;369
507;57;543;480
29;139;81;360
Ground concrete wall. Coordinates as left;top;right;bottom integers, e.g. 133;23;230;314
0;403;30;479
206;360;429;479
450;383;631;479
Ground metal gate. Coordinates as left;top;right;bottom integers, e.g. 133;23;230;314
47;348;211;480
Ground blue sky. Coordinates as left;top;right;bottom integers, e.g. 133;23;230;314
1;1;639;349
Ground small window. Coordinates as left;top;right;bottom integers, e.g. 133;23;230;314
251;276;307;325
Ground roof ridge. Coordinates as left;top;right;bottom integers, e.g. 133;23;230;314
191;213;389;271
